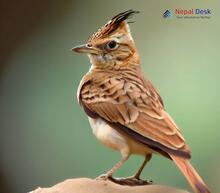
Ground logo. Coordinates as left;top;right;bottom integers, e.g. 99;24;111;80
175;8;211;15
163;10;172;18
163;8;212;19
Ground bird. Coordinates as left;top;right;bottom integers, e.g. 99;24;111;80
72;10;211;193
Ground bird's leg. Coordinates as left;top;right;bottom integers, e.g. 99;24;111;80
109;154;153;186
133;154;152;179
96;154;129;181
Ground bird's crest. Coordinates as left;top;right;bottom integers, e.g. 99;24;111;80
88;10;139;42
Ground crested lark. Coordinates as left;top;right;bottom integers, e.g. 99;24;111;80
73;10;210;193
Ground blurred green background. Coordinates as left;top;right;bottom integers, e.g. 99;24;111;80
0;1;219;193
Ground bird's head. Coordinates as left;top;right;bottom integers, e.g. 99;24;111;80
73;10;140;69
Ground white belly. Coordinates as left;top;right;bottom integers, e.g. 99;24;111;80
88;117;129;153
88;117;153;156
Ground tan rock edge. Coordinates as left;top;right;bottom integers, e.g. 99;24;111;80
29;178;190;193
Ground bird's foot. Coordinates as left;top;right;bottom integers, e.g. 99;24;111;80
95;173;111;181
108;175;153;186
96;174;153;186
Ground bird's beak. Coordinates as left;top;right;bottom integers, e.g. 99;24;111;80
72;44;99;54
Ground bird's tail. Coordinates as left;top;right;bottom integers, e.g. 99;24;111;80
169;154;211;193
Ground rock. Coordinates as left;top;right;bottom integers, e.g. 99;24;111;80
29;178;190;193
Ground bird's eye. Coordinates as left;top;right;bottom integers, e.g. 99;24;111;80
106;40;118;50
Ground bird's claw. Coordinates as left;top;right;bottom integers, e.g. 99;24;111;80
95;173;111;181
96;174;153;186
108;175;153;186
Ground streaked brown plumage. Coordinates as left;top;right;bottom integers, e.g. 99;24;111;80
73;10;210;193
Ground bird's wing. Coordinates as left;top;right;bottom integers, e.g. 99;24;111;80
79;72;191;158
